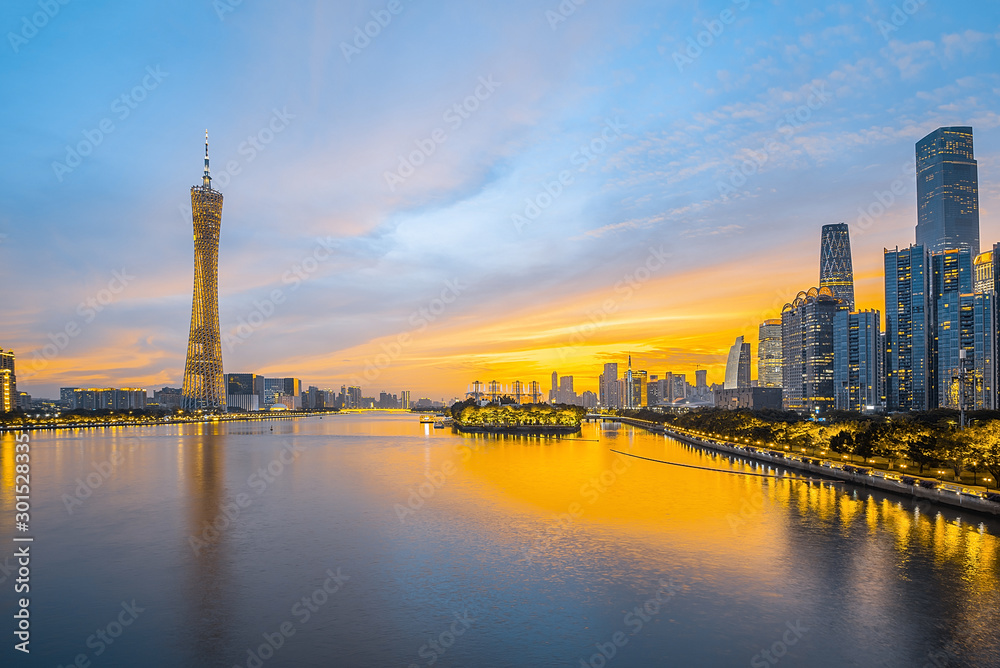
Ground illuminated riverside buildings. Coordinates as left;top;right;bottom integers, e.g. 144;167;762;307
631;369;648;408
833;310;882;410
885;245;933;411
181;133;226;411
915;126;980;254
757;320;783;388
935;292;995;409
724;336;751;389
1;349;16;412
225;373;262;412
600;363;620;408
69;388;147;410
974;249;994;294
819;223;856;310
265;377;302;408
781;287;843;413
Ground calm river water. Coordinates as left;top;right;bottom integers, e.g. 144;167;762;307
1;413;998;667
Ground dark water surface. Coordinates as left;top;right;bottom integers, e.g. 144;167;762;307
1;413;998;667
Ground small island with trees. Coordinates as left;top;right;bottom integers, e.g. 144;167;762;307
449;399;585;434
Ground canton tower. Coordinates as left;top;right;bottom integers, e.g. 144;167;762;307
181;131;226;411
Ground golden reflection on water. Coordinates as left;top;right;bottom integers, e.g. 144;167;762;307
182;424;232;661
0;433;15;517
440;423;999;597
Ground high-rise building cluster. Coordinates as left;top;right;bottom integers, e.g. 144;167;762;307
596;358;712;409
59;388;148;410
222;373;412;411
728;125;989;415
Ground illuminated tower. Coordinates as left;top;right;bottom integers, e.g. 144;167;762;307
915;126;979;254
819;223;855;311
182;131;226;411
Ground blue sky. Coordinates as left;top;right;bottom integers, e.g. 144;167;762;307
2;0;999;399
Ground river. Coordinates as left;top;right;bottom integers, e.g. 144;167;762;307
1;412;998;667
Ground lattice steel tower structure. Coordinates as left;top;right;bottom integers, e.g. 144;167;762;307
181;131;226;411
819;223;855;311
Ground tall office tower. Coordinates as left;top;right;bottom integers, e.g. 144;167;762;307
932;248;974;409
647;375;660;405
974;249;994;294
672;373;688;400
182;132;226;411
781;287;843;413
695;369;707;392
0;349;16;412
757;319;783;388
972;294;995;409
833;310;882;411
819;223;856;311
915;126;980;254
225;373;261;412
550;372;558;402
884;246;932;410
632;369;647;407
282;378;302;407
724;337;751;389
347;385;362;408
400;390;411;409
931;248;973;296
601;363;620;408
662;371;674;403
935;292;993;409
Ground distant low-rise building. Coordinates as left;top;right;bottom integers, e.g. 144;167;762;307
714;387;783;411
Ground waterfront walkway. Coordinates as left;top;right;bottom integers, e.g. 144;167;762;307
586;414;1000;518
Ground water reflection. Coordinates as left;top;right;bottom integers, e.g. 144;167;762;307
183;425;232;665
442;424;1000;663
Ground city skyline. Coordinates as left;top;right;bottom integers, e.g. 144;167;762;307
3;2;1000;400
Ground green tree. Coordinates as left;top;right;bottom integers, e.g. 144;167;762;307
937;429;974;480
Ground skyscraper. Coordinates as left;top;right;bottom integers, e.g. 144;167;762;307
974;249;994;294
781;287;843;413
819;223;855;311
757;319;783;388
936;292;993;410
915;126;980;254
0;349;16;412
884;245;932;410
695;369;707;392
724;336;751;389
182;132;226;411
833;310;882;411
600;362;620;408
932;248;974;409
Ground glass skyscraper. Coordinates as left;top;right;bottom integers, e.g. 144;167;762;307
819;223;855;311
884;245;932;410
915;126;980;254
781;287;843;413
757;319;783;388
724;336;751;389
833;310;882;411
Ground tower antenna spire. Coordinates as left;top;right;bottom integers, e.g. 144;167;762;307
203;129;212;187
